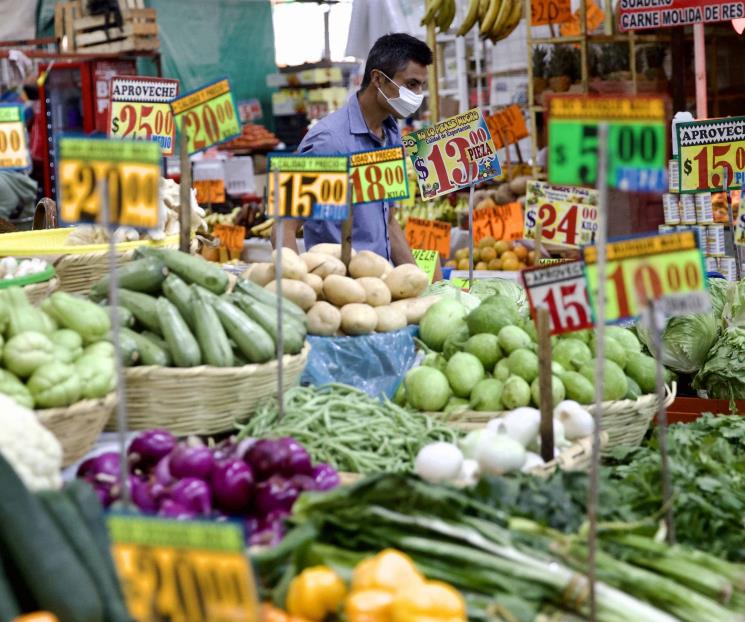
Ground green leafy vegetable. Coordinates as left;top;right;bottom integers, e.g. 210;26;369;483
637;313;718;374
693;327;745;401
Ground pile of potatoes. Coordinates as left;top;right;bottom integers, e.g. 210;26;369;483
243;243;439;337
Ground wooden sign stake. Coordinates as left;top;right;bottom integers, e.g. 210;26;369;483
723;170;742;281
535;222;554;460
178;119;191;253
340;178;354;269
272;169;285;421
468;184;475;288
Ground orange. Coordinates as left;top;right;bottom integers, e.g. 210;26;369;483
527;251;537;265
514;245;529;260
445;259;458;268
455;248;469;260
457;258;470;270
473;248;481;262
480;247;497;262
500;250;518;264
501;257;521;271
517;261;527;270
494;241;510;255
475;261;488;270
487;258;502;270
478;236;497;248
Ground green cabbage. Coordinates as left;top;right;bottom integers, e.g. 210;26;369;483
423;281;481;313
637;312;718;374
469;279;529;315
466;295;521;337
693;327;745;400
419;299;468;352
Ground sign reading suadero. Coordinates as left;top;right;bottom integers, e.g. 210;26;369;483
524;180;599;248
403;108;501;201
349;146;409;204
619;0;744;31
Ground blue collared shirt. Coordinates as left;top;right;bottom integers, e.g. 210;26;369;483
298;94;400;260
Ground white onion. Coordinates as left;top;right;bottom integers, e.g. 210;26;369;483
554;400;595;440
476;434;526;475
414;442;464;484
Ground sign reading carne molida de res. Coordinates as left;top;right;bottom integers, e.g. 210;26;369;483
618;0;744;30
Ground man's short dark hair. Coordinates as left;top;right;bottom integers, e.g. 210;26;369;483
360;33;432;89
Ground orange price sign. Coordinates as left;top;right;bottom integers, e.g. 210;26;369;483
214;223;246;251
531;0;572;25
109;76;179;156
194;179;225;204
405;217;451;257
560;0;605;35
485;105;529;150
473;202;523;244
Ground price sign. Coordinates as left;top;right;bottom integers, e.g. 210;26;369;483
524;180;599;248
108;515;259;622
267;154;349;221
214;223;246;252
532;0;572;24
57;136;161;229
619;0;745;31
194;179;225;204
412;248;438;283
109;76;179;156
548;96;666;192
560;0;605;34
402;108;501;201
485;105;529;149
583;230;707;322
405;217;451;257
0;105;30;170
522;261;593;335
171;78;241;155
473;202;523;244
676;116;745;193
349;146;409;204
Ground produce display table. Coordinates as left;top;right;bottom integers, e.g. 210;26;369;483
667;396;745;423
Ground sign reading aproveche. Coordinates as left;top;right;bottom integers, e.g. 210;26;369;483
524;180;599;248
676;115;745;193
109;76;179;156
402;108;501;201
267;154;349;221
57;136;161;229
548;95;666;192
618;0;744;31
0;104;30;170
349;146;409;205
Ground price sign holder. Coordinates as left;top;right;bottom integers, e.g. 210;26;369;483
547;95;667;192
108;76;179;156
0;104;30;170
349;146;409;205
107;514;259;622
404;217;451;257
524;180;599;248
412;249;438;283
170;77;241;155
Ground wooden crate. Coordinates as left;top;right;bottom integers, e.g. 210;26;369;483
71;3;159;54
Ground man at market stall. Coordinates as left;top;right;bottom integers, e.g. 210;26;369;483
274;33;440;277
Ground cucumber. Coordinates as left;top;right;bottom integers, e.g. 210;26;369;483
152;249;229;294
213;296;274;363
235;279;306;323
192;286;233;367
156;297;201;367
117;329;140;366
0;456;104;622
233;293;305;354
117;289;161;334
38;490;132;622
0;550;21;622
120;327;171;366
90;257;167;301
162;274;195;330
104;305;134;328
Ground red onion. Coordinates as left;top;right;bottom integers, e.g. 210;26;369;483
159;499;197;519
128;429;177;471
248;510;288;547
91;481;116;507
290;474;317;492
77;451;121;483
246;439;290;480
169;441;214;481
254;476;299;516
311;463;341;491
154;454;174;486
130;475;158;513
167;477;212;516
211;459;254;513
281;438;313;476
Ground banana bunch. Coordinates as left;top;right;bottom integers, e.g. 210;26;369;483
421;0;457;33
250;218;274;239
457;0;523;41
204;207;241;226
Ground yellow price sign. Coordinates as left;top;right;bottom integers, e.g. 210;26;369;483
267;155;349;220
171;78;241;155
0;105;30;169
677;116;745;193
583;231;707;322
412;248;438;283
109;77;179;156
349;146;409;204
108;516;259;622
524;181;599;248
57;137;161;229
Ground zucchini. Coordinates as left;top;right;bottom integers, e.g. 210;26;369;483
152;249;229;294
192;286;234;367
233;293;305;354
117;289;161;334
213;296;274;363
117;329;140;366
235;279;306;324
162;274;195;330
120;327;171;366
90;257;167;301
38;490;132;622
156;297;201;367
0;549;21;622
0;456;104;622
104;305;134;328
141;330;172;358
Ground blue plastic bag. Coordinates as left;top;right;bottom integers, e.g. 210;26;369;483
301;326;418;398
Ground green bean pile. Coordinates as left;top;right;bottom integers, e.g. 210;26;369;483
236;383;460;473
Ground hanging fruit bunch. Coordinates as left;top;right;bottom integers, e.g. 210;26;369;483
421;0;457;33
423;0;524;41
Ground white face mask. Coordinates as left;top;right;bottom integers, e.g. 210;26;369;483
376;71;424;118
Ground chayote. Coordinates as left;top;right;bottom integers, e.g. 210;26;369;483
28;362;81;408
51;329;83;363
75;355;115;400
0;369;33;409
3;331;55;379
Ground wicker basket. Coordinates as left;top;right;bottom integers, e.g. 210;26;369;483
108;344;311;436
35;393;116;467
446;384;676;454
24;276;60;305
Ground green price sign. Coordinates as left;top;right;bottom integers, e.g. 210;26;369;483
349;146;409;205
548;96;666;192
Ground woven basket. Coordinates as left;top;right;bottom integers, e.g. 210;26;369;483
109;344;311;436
36;393;116;467
24;276;60;305
446;384;676;454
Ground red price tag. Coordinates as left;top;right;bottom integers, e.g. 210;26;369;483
473;202;523;244
214;223;246;252
405;217;451;257
194;179;225;204
560;0;605;35
522;261;594;335
531;0;572;24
